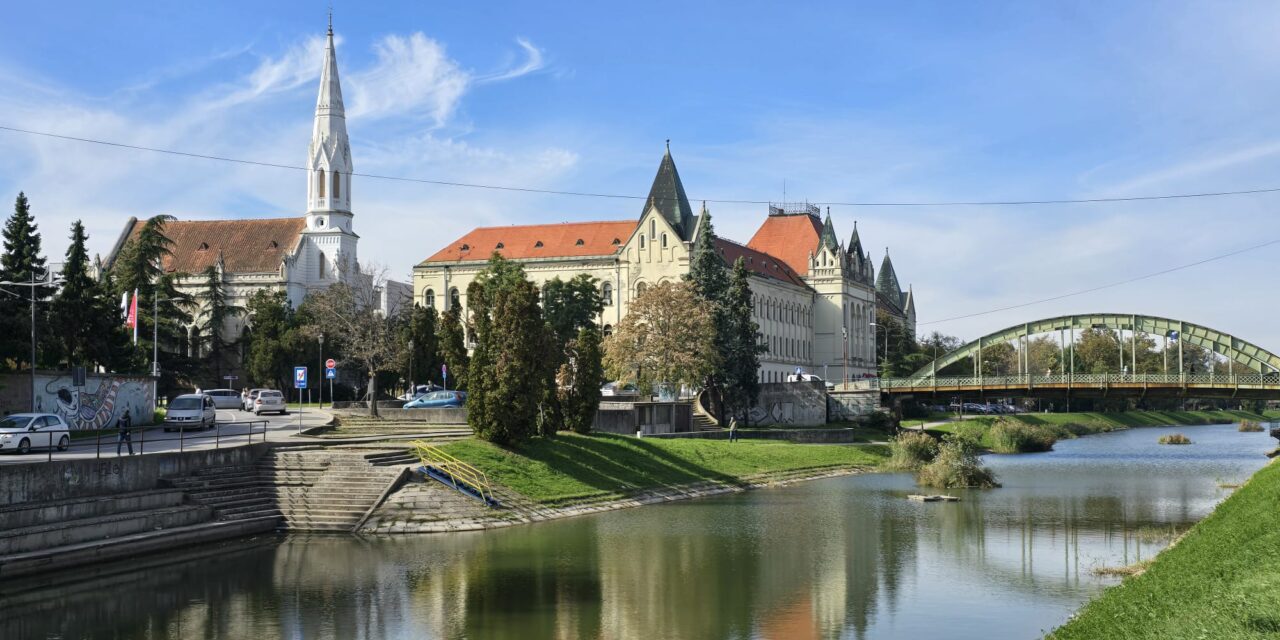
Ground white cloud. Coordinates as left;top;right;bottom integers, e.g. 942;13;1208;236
346;33;470;125
475;38;545;84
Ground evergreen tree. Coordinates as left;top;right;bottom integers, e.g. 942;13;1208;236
402;304;442;386
542;274;604;346
244;289;297;390
684;209;732;418
194;265;243;385
437;305;469;390
558;325;604;434
0;192;49;369
723;258;766;423
467;254;553;444
49;220;128;369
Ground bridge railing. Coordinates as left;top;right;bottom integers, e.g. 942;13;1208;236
882;372;1280;391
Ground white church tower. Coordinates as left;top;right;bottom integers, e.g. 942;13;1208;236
302;15;358;283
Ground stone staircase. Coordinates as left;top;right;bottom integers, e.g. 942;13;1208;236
165;447;414;533
692;389;722;432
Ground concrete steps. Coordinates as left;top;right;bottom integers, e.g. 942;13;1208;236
0;504;212;555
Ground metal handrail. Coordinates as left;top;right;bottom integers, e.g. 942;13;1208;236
882;372;1280;390
411;440;494;504
1;419;271;463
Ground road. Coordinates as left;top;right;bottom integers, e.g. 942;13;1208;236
0;407;334;465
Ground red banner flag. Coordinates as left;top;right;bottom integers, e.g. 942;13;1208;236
127;289;139;344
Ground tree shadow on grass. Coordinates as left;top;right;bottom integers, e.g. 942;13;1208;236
566;434;742;487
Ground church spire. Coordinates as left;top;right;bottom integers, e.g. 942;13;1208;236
644;143;695;241
307;14;353;224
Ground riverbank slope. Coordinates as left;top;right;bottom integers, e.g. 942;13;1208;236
1049;458;1280;639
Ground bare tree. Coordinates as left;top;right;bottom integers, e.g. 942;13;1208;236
303;262;406;417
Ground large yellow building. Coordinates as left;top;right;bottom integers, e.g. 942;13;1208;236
413;148;915;383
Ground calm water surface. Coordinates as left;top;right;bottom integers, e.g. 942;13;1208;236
3;423;1272;640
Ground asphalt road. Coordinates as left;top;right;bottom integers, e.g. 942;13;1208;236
0;407;334;465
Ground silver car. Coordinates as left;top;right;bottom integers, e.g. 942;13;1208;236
164;394;216;432
243;388;270;411
252;390;287;416
0;413;72;454
204;389;242;410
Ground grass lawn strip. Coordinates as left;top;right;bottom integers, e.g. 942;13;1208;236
441;433;887;504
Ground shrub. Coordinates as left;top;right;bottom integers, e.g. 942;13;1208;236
988;419;1057;453
1238;420;1264;433
917;434;1000;489
861;411;895;431
953;422;987;443
886;431;939;470
1158;433;1192;445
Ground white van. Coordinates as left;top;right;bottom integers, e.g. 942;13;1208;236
164;394;216;432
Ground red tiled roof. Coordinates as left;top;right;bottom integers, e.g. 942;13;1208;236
745;214;823;276
714;238;809;289
422;220;637;263
122;217;306;275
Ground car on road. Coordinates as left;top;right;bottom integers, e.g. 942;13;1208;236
0;413;72;455
164;394;216;431
600;381;638;397
204;389;242;410
397;384;443;401
243;388;270;411
403;390;467;409
786;373;837;391
252;390;287;416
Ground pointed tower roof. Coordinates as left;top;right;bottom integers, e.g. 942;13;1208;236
876;248;903;301
644;141;695;240
819;208;839;251
847;220;864;257
307;15;353;218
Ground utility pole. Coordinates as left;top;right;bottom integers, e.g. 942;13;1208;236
318;333;325;407
0;275;62;412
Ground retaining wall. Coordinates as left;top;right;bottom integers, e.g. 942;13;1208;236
0;371;156;428
828;389;882;421
648;428;864;443
0;444;271;506
739;381;828;426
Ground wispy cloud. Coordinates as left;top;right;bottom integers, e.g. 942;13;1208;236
475;38;546;84
346;33;469;125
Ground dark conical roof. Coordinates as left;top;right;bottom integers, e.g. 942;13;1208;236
876;250;903;302
819;211;839;251
645;144;695;240
847;221;863;257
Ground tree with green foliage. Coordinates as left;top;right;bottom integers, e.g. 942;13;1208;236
437;305;469;391
558;325;604;434
244;289;297;390
0;192;49;369
303;263;406;416
603;281;717;395
684;210;732;418
723;258;766;423
542;274;604;347
875;310;922;377
403;303;442;387
49;220;131;370
194;265;243;385
467;254;553;444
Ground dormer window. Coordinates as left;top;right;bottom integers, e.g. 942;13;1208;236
495;242;504;249
197;242;209;251
535;241;544;248
460;243;470;251
268;240;279;249
611;238;621;245
575;239;584;246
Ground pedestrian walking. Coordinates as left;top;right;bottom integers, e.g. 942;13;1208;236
728;416;738;443
117;409;134;456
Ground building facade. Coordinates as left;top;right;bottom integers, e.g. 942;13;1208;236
414;147;917;383
101;21;409;377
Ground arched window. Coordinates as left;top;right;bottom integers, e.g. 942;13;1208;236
650;219;656;239
424;289;435;308
318;252;327;280
602;282;613;306
661;233;668;248
636;281;647;296
449;287;460;309
639;235;646;249
603;324;613;338
332;171;341;200
316;169;326;198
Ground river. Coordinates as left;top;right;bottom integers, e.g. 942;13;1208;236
2;422;1272;639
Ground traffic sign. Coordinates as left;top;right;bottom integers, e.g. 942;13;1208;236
326;358;336;369
325;367;336;379
294;366;308;389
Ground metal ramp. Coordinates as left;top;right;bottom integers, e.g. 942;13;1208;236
411;441;500;508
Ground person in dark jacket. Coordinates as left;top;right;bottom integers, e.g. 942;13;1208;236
117;409;134;456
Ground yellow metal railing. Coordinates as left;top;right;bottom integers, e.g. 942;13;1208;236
411;441;494;505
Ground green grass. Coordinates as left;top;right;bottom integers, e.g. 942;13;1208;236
1049;460;1280;639
440;433;888;504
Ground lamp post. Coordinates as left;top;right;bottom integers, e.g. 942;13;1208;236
842;326;848;386
0;274;64;412
869;320;878;377
318;332;325;407
408;338;415;397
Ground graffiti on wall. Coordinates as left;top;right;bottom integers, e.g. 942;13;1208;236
745;402;796;426
828;392;881;421
36;374;154;431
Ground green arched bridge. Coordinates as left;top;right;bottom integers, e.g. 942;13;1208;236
877;313;1280;400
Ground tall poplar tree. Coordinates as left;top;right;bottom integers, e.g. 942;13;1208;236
403;303;442;386
723;258;766;423
437;305;469;391
685;208;732;419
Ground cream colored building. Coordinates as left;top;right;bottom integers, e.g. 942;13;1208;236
414;148;916;383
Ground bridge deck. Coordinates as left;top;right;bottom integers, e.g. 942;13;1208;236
877;373;1280;400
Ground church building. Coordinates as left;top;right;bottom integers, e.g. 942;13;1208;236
102;20;409;373
414;146;917;383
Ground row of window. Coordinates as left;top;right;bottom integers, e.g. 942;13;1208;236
315;169;345;200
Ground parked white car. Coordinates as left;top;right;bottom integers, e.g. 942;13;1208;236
0;413;72;454
204;389;242;410
786;373;836;390
252;390;287;416
242;388;270;411
164;394;216;432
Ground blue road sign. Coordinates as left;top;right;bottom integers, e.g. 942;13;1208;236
325;367;336;379
294;366;308;389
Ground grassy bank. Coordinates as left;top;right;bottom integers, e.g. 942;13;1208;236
926;410;1268;453
441;433;888;504
1049;460;1280;639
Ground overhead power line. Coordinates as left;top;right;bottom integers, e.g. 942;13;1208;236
918;237;1280;327
5;124;1280;207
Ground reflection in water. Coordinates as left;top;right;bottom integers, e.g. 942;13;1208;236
1;423;1268;640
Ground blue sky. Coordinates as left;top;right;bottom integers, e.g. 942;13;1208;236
2;1;1280;348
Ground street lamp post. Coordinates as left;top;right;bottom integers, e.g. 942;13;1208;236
842;327;848;386
408;339;415;397
0;274;64;412
318;333;325;407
